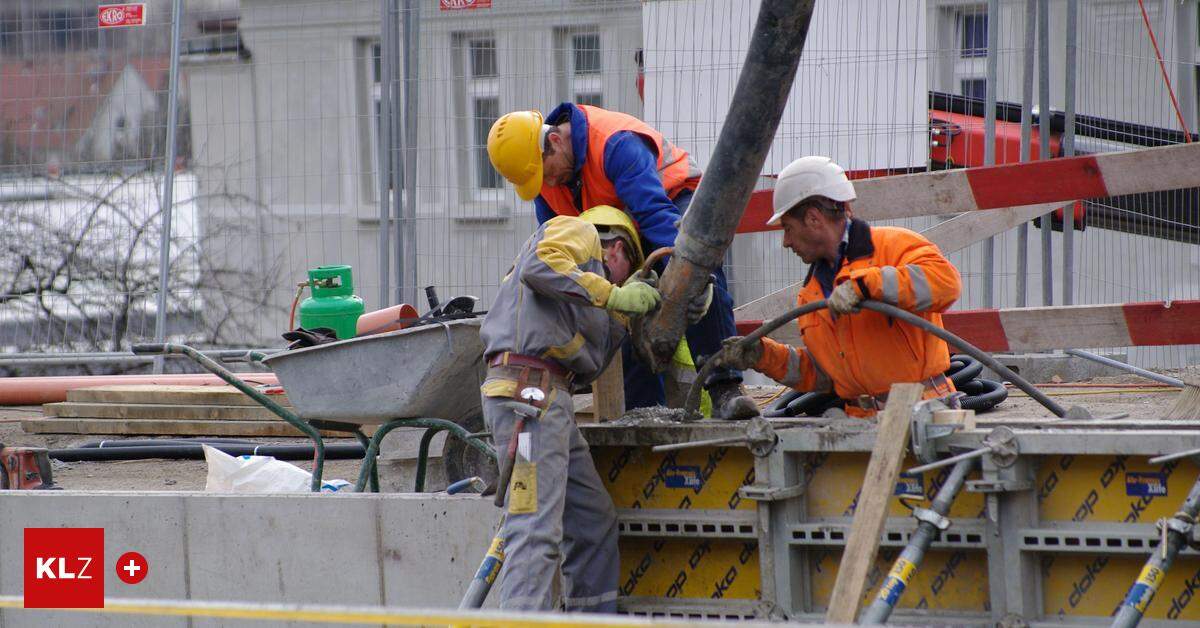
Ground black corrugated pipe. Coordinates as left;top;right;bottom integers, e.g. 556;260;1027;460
49;443;365;462
78;438;258;448
636;0;817;371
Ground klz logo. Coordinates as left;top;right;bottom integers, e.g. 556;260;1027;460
24;528;104;608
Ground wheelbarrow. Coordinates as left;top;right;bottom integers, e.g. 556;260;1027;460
131;318;497;493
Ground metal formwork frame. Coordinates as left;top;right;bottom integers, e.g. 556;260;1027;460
761;421;1200;625
583;418;1200;625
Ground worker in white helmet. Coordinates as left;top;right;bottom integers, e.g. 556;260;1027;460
715;156;963;418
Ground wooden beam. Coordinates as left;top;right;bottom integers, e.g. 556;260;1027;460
21;418;355;438
590;360;625;423
825;383;922;624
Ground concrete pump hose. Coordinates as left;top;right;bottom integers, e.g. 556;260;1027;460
684;299;1066;419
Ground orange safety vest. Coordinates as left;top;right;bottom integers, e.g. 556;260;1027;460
756;220;963;416
540;105;700;216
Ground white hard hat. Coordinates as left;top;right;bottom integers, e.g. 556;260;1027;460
767;156;857;226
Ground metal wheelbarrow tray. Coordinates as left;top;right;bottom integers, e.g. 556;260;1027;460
262;319;486;425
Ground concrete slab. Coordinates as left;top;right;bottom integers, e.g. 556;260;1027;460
987;351;1130;383
0;491;499;628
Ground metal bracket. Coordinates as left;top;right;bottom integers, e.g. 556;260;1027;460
1163;516;1195;538
738;483;804;502
984;425;1020;468
910;398;962;464
965;478;1033;494
912;506;952;531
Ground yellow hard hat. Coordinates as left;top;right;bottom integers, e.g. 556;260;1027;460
579;205;644;268
487;110;545;201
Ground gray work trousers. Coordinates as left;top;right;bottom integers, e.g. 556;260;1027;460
482;385;620;612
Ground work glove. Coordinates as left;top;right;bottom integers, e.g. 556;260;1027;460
687;279;714;325
715;336;764;371
828;281;863;317
606;281;662;315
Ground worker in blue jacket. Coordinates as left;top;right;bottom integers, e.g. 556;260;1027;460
488;102;757;419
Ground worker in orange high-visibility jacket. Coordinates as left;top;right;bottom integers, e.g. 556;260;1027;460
715;156;962;417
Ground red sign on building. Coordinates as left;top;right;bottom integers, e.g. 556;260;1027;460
98;4;146;28
440;0;492;10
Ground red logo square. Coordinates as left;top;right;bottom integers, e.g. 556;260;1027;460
24;528;104;608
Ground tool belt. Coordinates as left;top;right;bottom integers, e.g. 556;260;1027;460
849;374;952;412
485;352;574;405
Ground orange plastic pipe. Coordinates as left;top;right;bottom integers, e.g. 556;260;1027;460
0;373;279;406
356;303;419;336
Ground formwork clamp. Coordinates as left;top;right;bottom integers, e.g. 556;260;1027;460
909;398;963;464
911;507;952;531
738;483;804;502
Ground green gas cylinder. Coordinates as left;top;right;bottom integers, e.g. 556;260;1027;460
298;265;364;340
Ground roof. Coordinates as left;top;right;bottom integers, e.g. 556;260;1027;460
0;54;172;161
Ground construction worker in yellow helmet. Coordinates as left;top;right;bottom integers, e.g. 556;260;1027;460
488;104;755;419
477;205;710;613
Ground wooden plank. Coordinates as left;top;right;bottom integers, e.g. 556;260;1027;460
44;402;282;422
20;418;355;438
67;385;290;407
825;383;923;624
591;360;625;423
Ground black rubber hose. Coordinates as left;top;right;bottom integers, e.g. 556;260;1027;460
763;390;805;417
687;299;1065;418
946;355;983;387
78;438;258;449
859;301;1064;416
49;443;366;462
957;378;1009;412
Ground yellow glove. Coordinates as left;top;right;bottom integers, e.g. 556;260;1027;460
606;281;662;315
828;281;863;316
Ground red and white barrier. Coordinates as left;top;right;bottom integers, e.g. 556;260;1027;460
736;142;1200;233
735;300;1200;353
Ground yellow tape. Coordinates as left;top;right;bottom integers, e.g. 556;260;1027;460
888;558;917;585
1135;563;1164;589
0;596;686;627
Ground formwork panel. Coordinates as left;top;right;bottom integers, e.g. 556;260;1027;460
1036;454;1192;523
804;452;985;518
1041;555;1200;621
618;539;761;600
594;446;756;510
808;548;990;612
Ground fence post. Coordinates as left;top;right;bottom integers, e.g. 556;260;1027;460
982;0;999;308
153;0;184;374
1062;0;1078;306
399;0;421;308
1037;0;1053;306
1016;0;1036;308
377;0;395;309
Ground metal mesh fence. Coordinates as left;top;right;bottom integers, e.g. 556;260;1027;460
1;0;1197;372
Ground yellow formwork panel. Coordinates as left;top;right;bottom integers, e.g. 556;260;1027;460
805;452;985;518
1042;555;1200;621
594;446;761;602
618;539;761;600
1037;455;1192;523
593;446;756;511
809;548;990;612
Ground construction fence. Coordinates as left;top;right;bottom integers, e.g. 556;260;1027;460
1;0;1198;373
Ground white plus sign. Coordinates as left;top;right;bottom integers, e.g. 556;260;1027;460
123;560;141;578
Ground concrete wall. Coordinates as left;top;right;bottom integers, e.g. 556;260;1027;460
0;491;501;628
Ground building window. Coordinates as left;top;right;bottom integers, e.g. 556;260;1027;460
473;97;502;189
961;78;987;101
959;11;987;58
460;35;502;192
469;38;497;78
568;30;603;107
573;33;601;75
